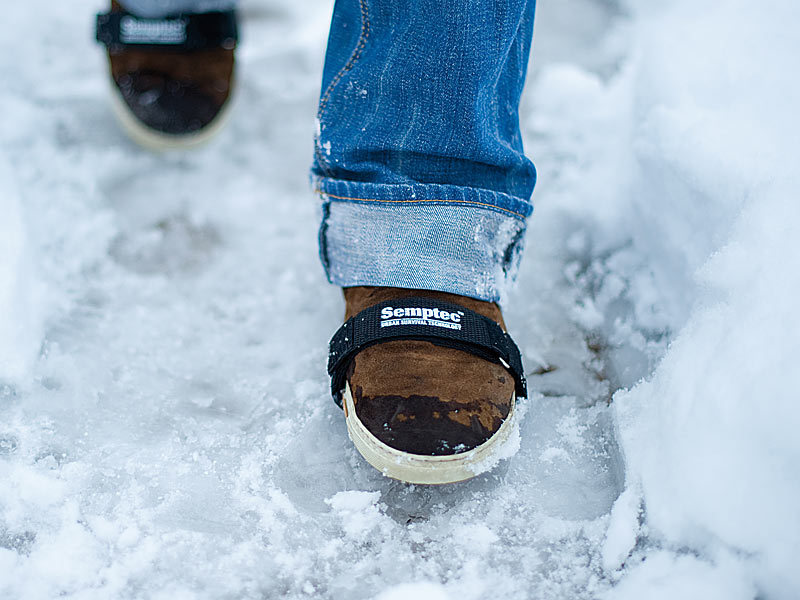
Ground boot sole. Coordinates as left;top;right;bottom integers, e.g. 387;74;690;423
342;382;518;484
108;76;235;151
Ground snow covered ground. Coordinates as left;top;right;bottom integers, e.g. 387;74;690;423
1;0;798;598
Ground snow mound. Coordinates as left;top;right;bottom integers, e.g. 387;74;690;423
606;0;800;597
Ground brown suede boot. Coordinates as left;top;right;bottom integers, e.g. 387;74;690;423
337;286;520;484
97;1;237;149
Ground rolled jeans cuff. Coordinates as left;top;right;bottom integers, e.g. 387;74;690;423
315;177;533;302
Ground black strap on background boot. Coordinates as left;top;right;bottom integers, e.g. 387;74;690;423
328;297;527;408
96;9;238;52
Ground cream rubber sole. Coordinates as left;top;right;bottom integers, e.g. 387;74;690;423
108;76;234;151
342;382;518;485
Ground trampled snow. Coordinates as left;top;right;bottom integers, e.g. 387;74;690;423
1;0;798;598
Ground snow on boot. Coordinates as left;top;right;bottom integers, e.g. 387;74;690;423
95;1;237;150
328;286;527;485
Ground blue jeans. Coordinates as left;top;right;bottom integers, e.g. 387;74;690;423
120;0;537;302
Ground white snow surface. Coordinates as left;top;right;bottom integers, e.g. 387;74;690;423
0;159;43;380
0;0;798;598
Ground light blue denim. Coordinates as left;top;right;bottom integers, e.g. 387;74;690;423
314;0;536;302
119;0;537;302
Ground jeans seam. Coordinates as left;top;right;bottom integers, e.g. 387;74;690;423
314;0;371;177
316;190;527;220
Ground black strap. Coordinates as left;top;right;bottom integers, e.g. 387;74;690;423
96;10;238;52
328;297;527;408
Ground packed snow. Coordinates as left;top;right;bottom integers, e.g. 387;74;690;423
1;0;798;598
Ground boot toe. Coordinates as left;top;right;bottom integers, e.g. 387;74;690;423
115;72;225;135
349;340;514;456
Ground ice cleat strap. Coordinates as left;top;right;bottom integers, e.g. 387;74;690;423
96;9;238;52
328;297;527;408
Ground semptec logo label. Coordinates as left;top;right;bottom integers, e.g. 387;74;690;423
120;16;188;45
380;306;465;330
